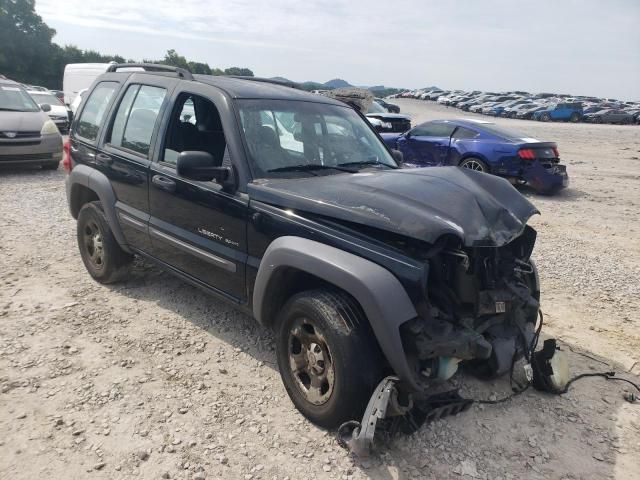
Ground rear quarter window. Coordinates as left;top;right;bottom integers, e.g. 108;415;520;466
75;82;118;142
108;84;167;157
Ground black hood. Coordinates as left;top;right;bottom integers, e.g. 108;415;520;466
248;167;539;247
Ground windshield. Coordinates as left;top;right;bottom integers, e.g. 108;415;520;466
29;92;62;106
237;99;397;178
0;85;40;112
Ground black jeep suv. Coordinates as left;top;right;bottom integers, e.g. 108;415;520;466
66;64;541;428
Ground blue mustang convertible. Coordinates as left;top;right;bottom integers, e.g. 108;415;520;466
381;119;569;193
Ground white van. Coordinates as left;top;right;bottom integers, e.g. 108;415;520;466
63;63;113;105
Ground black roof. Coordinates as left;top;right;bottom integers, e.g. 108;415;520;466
193;74;344;106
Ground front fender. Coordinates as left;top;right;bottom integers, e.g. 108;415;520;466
253;236;422;390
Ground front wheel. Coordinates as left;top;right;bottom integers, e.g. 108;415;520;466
540;113;551;122
460;157;489;173
77;201;133;284
275;289;384;428
569;112;580;123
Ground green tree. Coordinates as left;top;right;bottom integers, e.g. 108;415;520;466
224;67;254;77
0;0;58;86
161;49;189;70
188;61;211;75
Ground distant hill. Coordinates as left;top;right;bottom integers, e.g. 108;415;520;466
323;78;352;88
300;81;325;91
268;76;404;96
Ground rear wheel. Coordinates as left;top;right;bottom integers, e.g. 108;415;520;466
460;157;489;173
275;289;384;428
77;201;132;284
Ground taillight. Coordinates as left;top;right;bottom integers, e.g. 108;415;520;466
62;137;71;172
552;147;560;158
517;148;536;160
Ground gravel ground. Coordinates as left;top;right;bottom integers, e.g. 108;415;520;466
1;99;639;479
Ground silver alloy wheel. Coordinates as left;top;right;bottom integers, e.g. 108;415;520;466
83;221;105;268
288;317;335;405
461;159;486;172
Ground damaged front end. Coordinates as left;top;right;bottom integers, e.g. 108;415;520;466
339;226;542;455
402;225;540;384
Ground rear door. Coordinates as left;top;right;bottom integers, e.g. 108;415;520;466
97;75;177;252
147;84;248;301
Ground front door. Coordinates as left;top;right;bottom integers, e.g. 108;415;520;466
148;88;248;301
397;122;455;166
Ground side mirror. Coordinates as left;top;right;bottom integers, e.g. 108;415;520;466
176;151;235;190
404;130;412;139
391;149;404;165
41;104;51;112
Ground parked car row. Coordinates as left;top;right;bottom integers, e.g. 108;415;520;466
392;88;640;125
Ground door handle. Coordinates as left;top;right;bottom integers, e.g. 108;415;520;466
95;153;113;166
152;175;176;193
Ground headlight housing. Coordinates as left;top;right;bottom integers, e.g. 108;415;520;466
41;119;59;135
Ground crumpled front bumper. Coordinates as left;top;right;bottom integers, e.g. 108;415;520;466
522;161;569;193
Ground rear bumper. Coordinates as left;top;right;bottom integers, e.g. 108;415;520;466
522;161;569;193
0;133;63;166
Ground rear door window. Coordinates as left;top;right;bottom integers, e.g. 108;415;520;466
75;82;118;142
109;84;167;157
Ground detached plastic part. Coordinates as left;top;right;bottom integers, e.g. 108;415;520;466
337;376;407;456
337;377;474;456
532;339;570;393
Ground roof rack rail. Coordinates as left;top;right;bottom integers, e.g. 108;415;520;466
106;63;194;81
227;76;300;89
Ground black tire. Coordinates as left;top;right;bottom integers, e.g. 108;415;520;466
459;157;489;173
77;201;132;284
42;161;59;170
569;112;580;123
540;113;551;122
275;289;384;428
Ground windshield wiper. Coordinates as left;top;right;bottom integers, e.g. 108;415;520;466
267;164;357;174
337;160;396;169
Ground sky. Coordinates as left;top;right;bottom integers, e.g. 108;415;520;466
36;0;640;100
